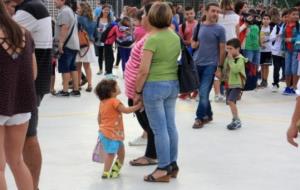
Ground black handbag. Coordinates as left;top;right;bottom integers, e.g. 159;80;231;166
178;38;199;93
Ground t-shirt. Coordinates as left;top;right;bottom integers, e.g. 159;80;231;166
125;35;148;99
218;11;240;41
179;20;197;45
99;98;124;141
0;31;37;116
55;6;80;51
285;23;296;51
134;25;146;42
193;24;226;66
260;26;272;52
143;30;180;82
244;25;260;51
14;0;52;95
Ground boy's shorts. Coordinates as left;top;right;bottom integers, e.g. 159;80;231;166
58;47;77;74
226;88;242;104
285;51;298;76
260;52;272;65
0;113;31;126
98;132;123;154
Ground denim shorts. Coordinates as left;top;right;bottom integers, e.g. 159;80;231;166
285;51;298;76
0;113;31;126
98;132;123;154
226;88;242;104
243;50;261;65
58;47;78;73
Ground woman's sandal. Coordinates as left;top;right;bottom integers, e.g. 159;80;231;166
144;168;171;183
130;156;157;166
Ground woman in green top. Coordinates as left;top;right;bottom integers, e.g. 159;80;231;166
134;2;181;183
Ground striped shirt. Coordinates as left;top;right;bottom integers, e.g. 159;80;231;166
124;35;148;99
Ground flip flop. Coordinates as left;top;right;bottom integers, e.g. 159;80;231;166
129;156;157;166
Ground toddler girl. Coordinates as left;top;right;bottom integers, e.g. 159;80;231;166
95;79;141;179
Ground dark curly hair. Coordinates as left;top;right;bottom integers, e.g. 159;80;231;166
95;79;117;101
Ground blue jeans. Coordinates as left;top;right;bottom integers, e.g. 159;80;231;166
143;80;179;168
243;50;261;65
285;51;298;76
196;65;217;120
119;47;131;72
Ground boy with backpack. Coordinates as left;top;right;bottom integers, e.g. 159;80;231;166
222;38;246;130
178;6;198;100
282;8;300;95
270;10;288;92
259;14;272;88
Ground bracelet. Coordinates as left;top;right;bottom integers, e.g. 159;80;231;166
135;90;142;95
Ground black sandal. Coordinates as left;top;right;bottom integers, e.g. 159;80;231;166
144;167;171;183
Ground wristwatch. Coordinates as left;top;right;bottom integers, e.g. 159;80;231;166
135;90;142;95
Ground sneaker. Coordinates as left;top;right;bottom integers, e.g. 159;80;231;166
113;65;119;68
290;88;296;95
110;159;122;178
70;90;81;97
128;136;147;146
282;87;291;95
97;70;103;75
271;84;279;93
227;119;242;130
214;95;225;102
55;90;70;97
102;171;110;179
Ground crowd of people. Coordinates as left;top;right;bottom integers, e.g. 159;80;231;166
1;0;300;189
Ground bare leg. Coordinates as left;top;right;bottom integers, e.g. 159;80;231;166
50;76;55;93
292;75;299;89
62;73;71;92
214;79;221;96
0;126;7;190
286;75;292;87
5;122;33;190
23;136;42;190
116;146;125;165
76;62;82;87
83;63;92;88
71;71;79;91
228;101;239;119
104;153;115;172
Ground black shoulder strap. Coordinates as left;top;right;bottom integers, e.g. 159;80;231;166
182;22;186;35
192;22;201;42
63;14;76;48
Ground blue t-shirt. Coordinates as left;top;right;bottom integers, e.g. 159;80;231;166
172;16;179;32
193;24;226;66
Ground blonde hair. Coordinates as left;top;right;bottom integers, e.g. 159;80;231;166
79;2;93;21
148;2;172;29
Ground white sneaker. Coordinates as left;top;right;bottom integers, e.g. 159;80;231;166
271;85;279;93
128;136;147;146
214;95;225;102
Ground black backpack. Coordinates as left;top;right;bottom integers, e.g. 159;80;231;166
178;36;199;93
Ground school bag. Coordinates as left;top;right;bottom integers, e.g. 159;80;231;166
240;59;257;91
178;36;199;93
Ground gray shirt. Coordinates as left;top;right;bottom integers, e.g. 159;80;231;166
193;24;226;66
54;6;80;50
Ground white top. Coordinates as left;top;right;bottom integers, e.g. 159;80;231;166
260;26;272;52
218;11;240;41
270;24;284;57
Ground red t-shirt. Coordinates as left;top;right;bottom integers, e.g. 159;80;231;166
285;22;296;51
